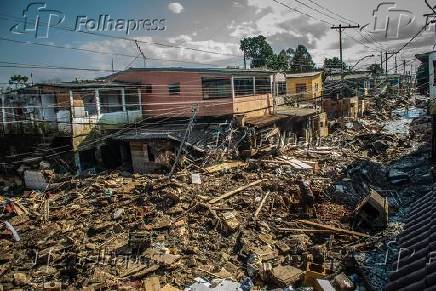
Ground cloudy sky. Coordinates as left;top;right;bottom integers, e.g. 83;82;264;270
0;0;435;86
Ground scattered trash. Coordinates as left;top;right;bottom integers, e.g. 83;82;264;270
191;173;202;185
0;95;431;290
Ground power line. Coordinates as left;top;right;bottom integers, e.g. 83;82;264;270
300;0;387;50
0;14;241;58
0;61;116;72
271;0;378;52
0;37;226;67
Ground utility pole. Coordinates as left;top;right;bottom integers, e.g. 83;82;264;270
380;52;383;69
385;51;388;77
386;51;397;76
395;55;398;74
243;52;247;69
403;59;406;75
331;24;360;97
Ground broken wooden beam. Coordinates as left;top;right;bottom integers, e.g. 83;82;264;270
254;191;270;218
204;161;247;174
297;220;370;238
277;228;335;233
209;179;264;204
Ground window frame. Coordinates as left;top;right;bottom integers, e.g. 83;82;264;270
125;88;140;111
168;82;181;96
234;77;254;97
255;77;272;94
99;89;123;113
202;77;232;100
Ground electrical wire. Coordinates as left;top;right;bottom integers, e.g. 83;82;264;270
0;37;227;67
0;14;241;58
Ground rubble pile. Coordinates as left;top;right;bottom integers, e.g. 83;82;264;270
0;99;433;290
1;169;367;289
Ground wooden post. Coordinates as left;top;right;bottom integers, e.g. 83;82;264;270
121;88;126;112
95;89;101;116
231;76;235;100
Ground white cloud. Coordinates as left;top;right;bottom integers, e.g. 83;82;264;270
79;36;242;70
168;2;184;14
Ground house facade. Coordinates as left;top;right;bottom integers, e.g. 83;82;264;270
285;71;323;102
0;81;143;174
0;68;329;177
322;96;360;120
109;68;277;119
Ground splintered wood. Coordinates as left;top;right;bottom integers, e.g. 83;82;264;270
204;161;247;173
254;191;271;218
297;220;370;238
208;179;264;204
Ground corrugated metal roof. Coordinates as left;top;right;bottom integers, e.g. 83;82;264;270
34;81;137;89
245;114;288;127
120;67;275;76
112;123;228;152
286;71;322;78
416;51;436;61
384;190;436;291
275;106;318;117
326;72;372;81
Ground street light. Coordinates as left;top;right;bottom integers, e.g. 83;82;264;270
350;54;375;71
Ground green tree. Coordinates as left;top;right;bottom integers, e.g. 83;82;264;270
367;64;384;75
288;45;315;73
267;49;290;71
240;35;274;69
324;57;346;71
9;74;29;89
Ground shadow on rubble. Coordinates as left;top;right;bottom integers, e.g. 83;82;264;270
326;142;433;234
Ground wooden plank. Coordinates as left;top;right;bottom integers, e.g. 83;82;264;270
288;159;313;170
161;284;181;291
204;161;247;174
256;159;313;171
254;191;271;218
143;276;161;291
277;228;334;233
297;220;370;238
209;180;264;204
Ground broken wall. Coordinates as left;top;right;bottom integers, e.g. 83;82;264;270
130;140;175;173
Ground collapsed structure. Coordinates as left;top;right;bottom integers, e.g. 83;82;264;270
1;68;332;179
0;64;425;290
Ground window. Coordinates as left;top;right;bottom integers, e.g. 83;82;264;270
73;89;97;115
255;77;271;94
234;77;254;97
202;77;231;99
434;61;436;84
168;82;180;95
125;88;140;111
277;82;287;95
99;89;123;113
296;83;307;94
144;84;152;94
